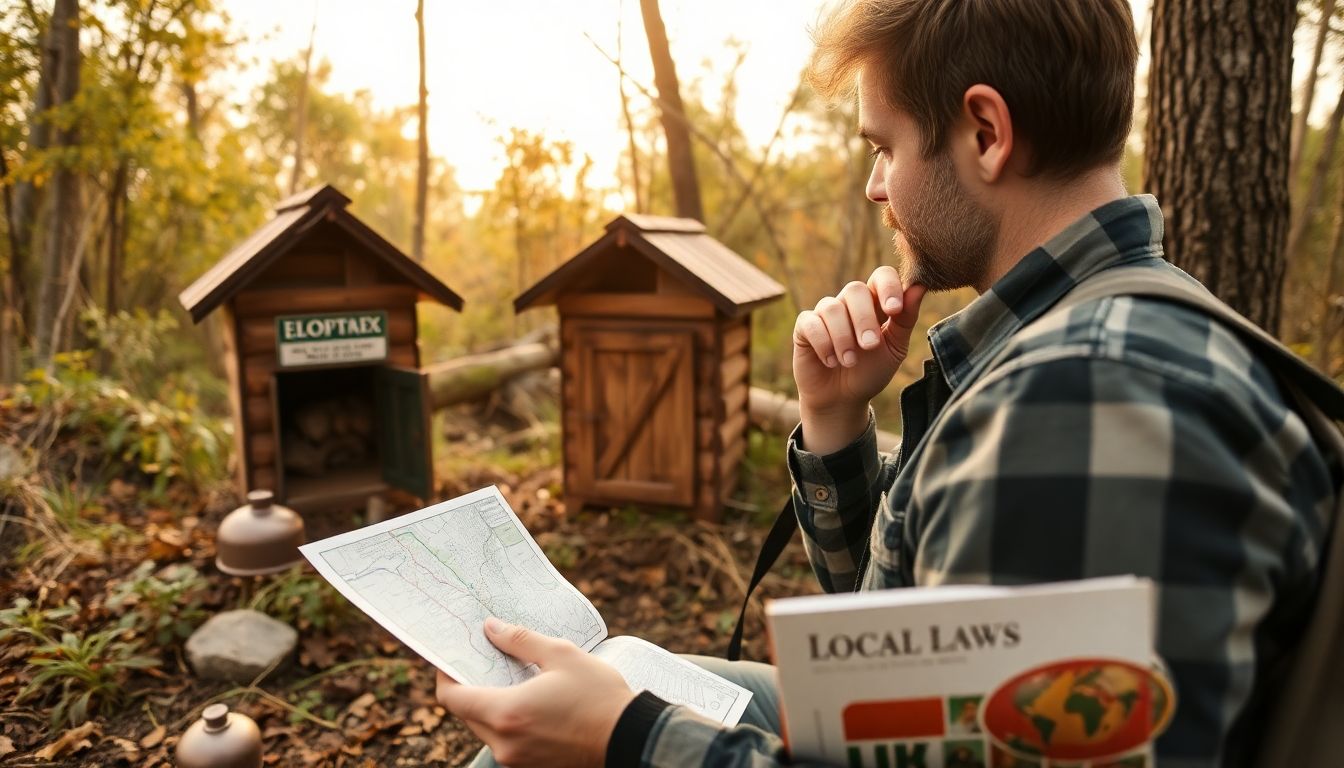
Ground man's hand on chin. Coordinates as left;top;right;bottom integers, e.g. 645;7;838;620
436;617;638;768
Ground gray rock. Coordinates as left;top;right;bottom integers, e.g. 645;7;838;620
186;609;297;683
0;444;26;482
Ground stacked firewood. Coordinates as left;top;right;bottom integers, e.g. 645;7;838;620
282;396;375;476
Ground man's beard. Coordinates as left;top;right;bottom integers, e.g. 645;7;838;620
882;155;997;292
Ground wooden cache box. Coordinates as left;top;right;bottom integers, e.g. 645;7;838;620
179;184;463;511
515;214;784;520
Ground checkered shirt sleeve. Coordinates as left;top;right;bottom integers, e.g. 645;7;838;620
786;413;894;594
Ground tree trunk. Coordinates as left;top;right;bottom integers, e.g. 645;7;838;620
1143;0;1295;332
412;0;428;262
11;5;57;340
1287;80;1344;262
104;161;128;317
638;0;703;222
33;0;81;365
181;76;227;380
509;147;526;338
1;143;22;381
182;79;200;138
1290;0;1337;181
289;15;316;195
1314;171;1344;371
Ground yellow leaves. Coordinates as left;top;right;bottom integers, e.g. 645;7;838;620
107;736;141;761
410;705;444;732
145;523;190;561
138;723;167;749
32;720;100;761
344;691;377;721
395;705;445;737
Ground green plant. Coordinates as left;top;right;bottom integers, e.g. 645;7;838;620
248;565;352;631
79;307;179;396
17;626;161;729
36;477;137;550
106;561;210;646
0;598;80;648
2;597;160;730
9;352;230;495
288;688;333;725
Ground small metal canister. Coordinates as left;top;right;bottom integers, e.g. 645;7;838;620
175;703;262;768
215;490;305;576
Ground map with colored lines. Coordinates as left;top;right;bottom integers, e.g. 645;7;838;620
303;487;605;686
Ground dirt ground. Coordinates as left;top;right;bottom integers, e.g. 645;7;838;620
0;418;820;766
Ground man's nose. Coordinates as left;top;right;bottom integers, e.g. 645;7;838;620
865;158;887;203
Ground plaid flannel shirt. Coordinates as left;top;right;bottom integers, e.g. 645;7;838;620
616;196;1336;768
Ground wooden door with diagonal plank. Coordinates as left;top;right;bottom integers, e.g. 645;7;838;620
575;325;695;506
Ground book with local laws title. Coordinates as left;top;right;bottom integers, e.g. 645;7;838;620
766;577;1174;768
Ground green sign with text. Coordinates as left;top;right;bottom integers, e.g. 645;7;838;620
275;311;389;368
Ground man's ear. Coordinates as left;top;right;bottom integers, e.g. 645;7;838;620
960;84;1014;184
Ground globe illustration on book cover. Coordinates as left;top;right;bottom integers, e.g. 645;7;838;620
981;658;1174;762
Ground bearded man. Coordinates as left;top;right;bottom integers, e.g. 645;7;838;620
436;2;1335;766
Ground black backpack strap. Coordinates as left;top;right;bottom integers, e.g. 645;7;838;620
726;496;797;661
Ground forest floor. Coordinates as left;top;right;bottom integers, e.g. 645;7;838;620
0;394;820;766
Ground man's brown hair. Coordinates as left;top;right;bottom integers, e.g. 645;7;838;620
810;0;1138;178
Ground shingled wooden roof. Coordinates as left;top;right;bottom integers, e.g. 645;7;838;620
514;214;785;318
178;184;463;323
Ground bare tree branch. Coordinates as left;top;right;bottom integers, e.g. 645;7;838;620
717;73;807;236
586;34;806;312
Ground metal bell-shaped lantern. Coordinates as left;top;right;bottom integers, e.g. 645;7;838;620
175;703;262;768
215;490;305;575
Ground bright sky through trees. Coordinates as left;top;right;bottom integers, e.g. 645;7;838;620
222;0;1330;202
225;0;829;195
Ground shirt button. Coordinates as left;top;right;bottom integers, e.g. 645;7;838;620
814;488;831;502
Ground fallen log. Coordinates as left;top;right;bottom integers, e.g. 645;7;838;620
749;387;902;451
424;339;901;450
426;342;558;409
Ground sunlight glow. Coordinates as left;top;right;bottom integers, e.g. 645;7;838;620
226;0;830;193
221;0;1299;203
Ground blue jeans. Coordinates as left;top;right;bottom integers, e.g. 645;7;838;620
466;654;781;767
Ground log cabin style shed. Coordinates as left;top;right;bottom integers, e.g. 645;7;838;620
179;184;462;511
515;213;785;520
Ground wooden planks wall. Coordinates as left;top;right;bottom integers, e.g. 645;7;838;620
219;306;249;493
717;317;752;504
693;317;722;519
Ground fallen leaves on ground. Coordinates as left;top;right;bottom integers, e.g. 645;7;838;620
138;724;166;749
33;721;100;761
0;405;816;766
